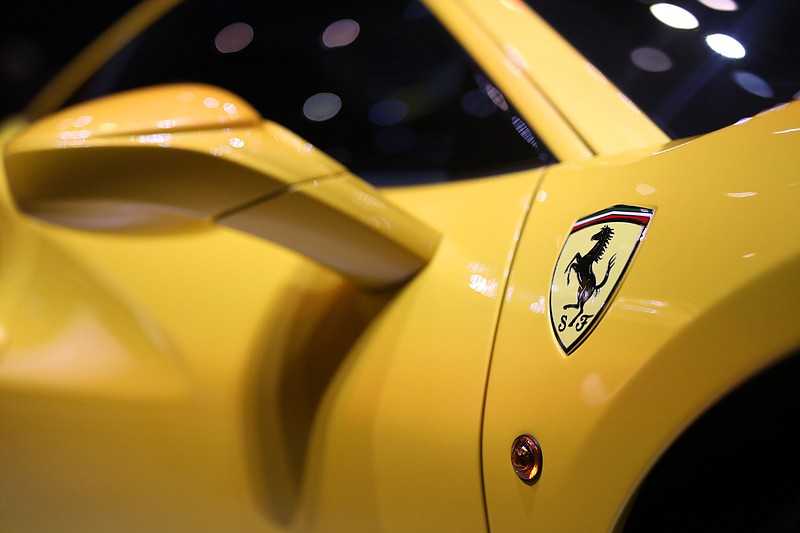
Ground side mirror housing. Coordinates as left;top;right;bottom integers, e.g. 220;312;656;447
4;84;440;288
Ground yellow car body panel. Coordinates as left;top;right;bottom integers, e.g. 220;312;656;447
0;144;543;530
0;0;798;531
483;102;800;531
426;0;669;159
7;84;441;288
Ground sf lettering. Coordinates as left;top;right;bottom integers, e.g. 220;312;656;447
558;313;594;332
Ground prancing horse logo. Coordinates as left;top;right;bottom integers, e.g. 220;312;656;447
550;206;654;355
563;225;616;328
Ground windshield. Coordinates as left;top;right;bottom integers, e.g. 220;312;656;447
64;0;554;185
527;0;800;139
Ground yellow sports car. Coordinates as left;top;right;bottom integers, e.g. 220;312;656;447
1;1;799;531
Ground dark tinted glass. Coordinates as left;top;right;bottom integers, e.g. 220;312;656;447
527;0;800;139
68;0;554;185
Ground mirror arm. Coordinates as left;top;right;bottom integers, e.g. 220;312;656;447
4;84;440;289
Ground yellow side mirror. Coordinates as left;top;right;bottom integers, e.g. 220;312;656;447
4;84;439;289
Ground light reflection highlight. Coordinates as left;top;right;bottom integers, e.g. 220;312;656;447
727;191;757;198
468;262;499;298
368;216;392;230
511;116;539;149
696;0;738;11
475;74;510;112
469;275;499;297
355;190;386;210
581;373;612;406
487;85;509;111
705;33;746;59
211;145;233;157
57;130;91;147
223;102;240;120
503;44;529;72
73;115;93;128
616;297;668;315
529;296;546;314
650;3;700;30
135;133;172;147
636;183;657;195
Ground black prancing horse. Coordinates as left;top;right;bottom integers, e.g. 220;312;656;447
563;225;617;327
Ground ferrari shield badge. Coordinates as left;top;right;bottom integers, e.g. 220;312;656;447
550;205;654;355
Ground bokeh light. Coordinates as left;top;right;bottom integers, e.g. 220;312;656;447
322;19;360;48
303;92;342;121
705;33;746;59
650;3;700;30
630;46;673;72
214;22;254;53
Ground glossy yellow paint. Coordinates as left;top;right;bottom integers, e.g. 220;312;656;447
426;0;669;159
483;101;800;531
0;156;542;529
0;3;547;526
1;0;798;530
7;84;440;288
425;0;592;161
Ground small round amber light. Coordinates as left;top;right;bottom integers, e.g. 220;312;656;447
511;434;543;483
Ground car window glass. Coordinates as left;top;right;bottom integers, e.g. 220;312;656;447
526;0;800;139
66;0;555;185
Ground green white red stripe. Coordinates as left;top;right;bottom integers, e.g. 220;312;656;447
571;205;654;232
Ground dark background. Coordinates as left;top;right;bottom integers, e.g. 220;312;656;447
1;2;138;118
